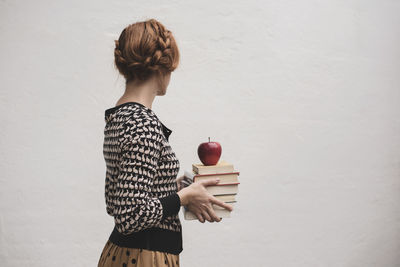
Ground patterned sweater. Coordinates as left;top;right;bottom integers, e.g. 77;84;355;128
102;101;182;255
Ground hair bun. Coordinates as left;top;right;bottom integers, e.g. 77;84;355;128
114;19;180;83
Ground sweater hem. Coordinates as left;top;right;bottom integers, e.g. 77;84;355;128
108;224;183;255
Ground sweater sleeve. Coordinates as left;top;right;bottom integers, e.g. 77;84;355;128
113;117;181;235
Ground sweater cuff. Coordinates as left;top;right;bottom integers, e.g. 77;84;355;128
159;193;181;219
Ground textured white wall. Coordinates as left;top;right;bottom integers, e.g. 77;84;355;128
0;0;399;266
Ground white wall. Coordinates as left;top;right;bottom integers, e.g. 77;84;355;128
1;0;399;266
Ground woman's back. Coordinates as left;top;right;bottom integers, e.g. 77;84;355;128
102;101;182;253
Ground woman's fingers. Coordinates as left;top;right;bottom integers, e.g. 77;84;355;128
200;178;220;187
210;197;234;211
196;212;205;223
204;204;221;222
188;177;232;223
194;204;219;223
200;205;213;222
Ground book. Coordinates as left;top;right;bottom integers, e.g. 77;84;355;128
192;159;234;174
184;170;240;184
213;201;236;208
182;159;239;221
215;194;236;202
183;203;234;220
183;169;239;195
205;184;239;195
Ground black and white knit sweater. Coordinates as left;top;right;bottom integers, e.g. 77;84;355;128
103;101;182;255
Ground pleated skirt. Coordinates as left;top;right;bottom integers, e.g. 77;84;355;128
98;240;180;267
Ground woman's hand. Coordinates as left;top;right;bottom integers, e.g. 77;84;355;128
177;178;234;223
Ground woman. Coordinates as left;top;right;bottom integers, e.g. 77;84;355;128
97;19;233;267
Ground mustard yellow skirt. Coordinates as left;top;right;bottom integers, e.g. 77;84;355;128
98;240;180;267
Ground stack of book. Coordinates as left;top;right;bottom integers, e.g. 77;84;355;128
181;159;240;220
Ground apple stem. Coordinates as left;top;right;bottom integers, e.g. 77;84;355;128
208;137;210;142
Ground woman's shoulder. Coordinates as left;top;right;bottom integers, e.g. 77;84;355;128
107;103;157;126
117;106;164;142
122;107;161;131
105;102;157;124
105;102;165;146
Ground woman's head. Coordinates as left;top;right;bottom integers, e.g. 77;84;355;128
114;19;180;88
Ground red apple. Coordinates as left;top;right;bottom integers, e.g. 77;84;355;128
197;137;222;165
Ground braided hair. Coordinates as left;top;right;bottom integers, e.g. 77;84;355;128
114;19;180;83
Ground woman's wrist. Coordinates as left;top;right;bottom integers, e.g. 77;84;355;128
177;187;191;206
